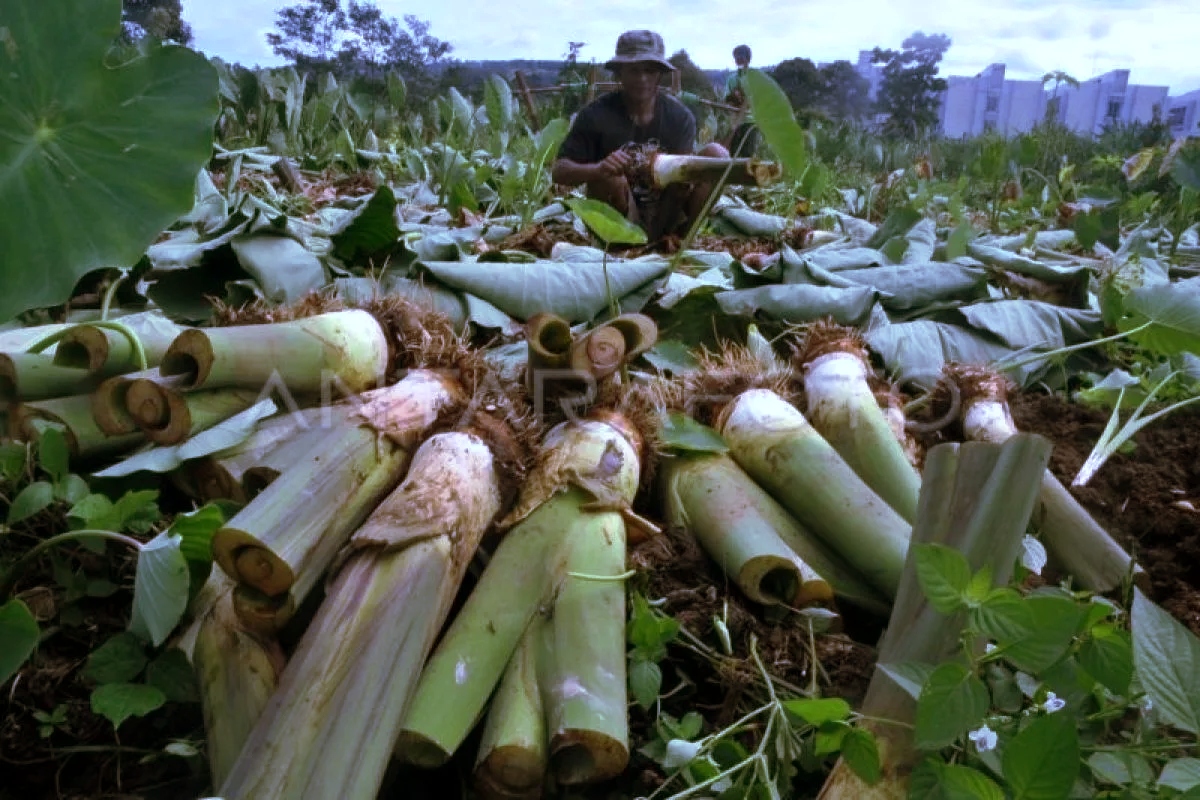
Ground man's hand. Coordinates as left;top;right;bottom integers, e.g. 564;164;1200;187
595;149;633;178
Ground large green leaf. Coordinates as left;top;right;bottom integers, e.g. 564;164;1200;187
865;320;1017;389
0;599;39;685
91;682;166;730
483;75;513;135
967;243;1089;284
815;262;988;311
330;187;401;262
958;300;1103;350
420;256;669;323
1120;278;1200;356
713;205;790;238
715;284;878;326
0;0;219;322
230;235;326;303
911;760;1004;800
744;70;807;179
1132;588;1200;734
785;246;883;275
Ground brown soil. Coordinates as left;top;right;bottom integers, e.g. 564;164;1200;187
1010;392;1200;635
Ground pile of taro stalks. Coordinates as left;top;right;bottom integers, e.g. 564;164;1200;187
0;300;1141;799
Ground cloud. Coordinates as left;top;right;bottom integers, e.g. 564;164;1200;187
182;0;1200;93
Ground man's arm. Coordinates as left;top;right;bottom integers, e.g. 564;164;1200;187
552;151;634;186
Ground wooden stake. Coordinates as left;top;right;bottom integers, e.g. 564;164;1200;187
513;70;541;130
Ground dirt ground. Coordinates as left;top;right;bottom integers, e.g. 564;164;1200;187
1009;393;1200;635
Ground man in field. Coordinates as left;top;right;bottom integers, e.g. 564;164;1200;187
723;44;760;157
552;30;728;244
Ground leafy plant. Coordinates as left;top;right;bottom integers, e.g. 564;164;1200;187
0;0;219;322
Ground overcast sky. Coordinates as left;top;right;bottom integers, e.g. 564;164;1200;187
182;0;1200;96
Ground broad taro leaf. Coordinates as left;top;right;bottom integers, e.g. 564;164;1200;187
866;207;922;250
713;205;790;238
830;262;988;311
715;284;878;326
866;320;1019;389
958;300;1102;350
901;219;938;265
784;246;883;276
330;186;401;262
967;243;1089;284
419;257;670;323
230;234;327;303
1120;277;1200;355
0;0;219;323
744;69;807;179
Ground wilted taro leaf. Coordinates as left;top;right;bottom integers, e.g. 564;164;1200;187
0;0;219;323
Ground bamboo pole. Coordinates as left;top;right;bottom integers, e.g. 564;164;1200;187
513;70;542;130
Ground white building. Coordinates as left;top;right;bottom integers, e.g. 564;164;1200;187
937;66;1168;138
938;64;1048;137
854;50;884;101
1053;70;1169;135
1166;89;1200;138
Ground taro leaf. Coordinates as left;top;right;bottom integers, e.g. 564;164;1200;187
334;276;468;332
91;683;166;730
230;235;326;303
648;284;746;350
1002;713;1080;800
787;246;883;275
713;205;789;238
715;284;878;326
1120;277;1200;356
830;262;988;311
483;74;513;133
1122;148;1156;182
420;257;669;323
330;186;401;262
958;300;1102;350
1132;588;1200;734
564;198;647;246
0;599;40;686
93;399;279;477
865;320;1018;389
744;69;807;179
967;243;1089;284
901;219;938;264
0;0;219;323
659;412;728;454
128;530;190;647
866;207;922;250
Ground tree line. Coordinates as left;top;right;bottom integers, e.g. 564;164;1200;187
124;0;953;139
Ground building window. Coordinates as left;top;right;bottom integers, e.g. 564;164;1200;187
985;94;1000;113
1167;107;1186;127
1106;99;1123;120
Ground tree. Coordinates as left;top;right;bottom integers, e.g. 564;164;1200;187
1041;70;1079;123
669;50;715;99
817;60;871;122
770;57;823;111
872;31;950;139
266;0;450;84
122;0;192;44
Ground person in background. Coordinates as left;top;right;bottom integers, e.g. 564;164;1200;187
552;30;729;244
724;44;760;157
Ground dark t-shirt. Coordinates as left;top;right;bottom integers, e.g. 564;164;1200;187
558;91;697;164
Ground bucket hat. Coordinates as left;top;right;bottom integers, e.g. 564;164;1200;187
604;30;676;72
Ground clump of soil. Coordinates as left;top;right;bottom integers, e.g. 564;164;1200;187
1010;392;1200;634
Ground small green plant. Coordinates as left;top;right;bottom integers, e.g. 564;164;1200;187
885;542;1200;799
32;703;69;739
